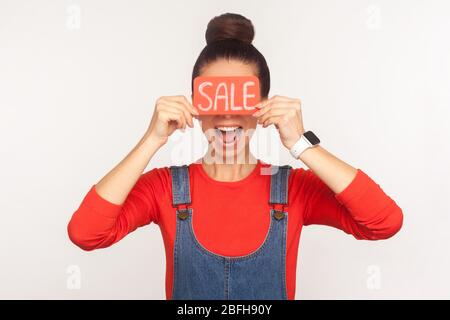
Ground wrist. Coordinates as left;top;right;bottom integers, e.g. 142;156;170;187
284;130;304;149
285;135;301;150
140;132;167;149
289;130;320;159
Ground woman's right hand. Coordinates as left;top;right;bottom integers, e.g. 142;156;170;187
145;95;199;145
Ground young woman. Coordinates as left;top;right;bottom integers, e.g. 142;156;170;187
67;13;403;300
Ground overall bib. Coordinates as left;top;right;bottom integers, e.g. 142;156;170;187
170;164;292;300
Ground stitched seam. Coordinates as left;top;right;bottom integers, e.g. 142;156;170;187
171;210;180;300
270;165;278;204
284;168;290;205
171;167;178;206
224;259;230;300
188;208;275;262
185;165;191;204
282;211;288;300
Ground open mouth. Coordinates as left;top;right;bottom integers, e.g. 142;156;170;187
214;126;244;145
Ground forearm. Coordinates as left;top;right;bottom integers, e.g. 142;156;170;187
95;134;164;205
298;145;357;194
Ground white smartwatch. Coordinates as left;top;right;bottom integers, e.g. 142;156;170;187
289;131;320;159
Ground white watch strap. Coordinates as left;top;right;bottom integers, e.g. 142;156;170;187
289;135;312;159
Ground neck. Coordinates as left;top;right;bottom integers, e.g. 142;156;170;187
200;152;259;182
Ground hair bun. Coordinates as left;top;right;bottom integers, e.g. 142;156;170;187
205;13;254;45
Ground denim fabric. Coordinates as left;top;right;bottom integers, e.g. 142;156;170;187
170;164;292;300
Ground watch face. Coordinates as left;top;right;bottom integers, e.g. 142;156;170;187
303;131;320;145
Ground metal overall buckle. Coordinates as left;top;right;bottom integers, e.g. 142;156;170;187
272;203;286;220
176;203;191;220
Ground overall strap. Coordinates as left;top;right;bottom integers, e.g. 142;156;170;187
269;165;292;209
170;165;191;208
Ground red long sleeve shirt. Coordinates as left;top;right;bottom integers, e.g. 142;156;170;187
67;160;403;299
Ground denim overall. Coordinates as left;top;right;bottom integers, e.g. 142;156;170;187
170;164;292;300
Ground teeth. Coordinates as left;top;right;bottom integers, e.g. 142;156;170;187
214;126;243;144
216;126;240;131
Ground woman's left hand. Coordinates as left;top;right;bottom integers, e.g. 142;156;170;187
252;95;305;149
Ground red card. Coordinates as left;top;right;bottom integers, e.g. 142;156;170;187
193;76;260;115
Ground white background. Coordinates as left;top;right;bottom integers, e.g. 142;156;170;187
0;0;449;299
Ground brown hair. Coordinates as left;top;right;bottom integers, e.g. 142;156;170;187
191;13;270;98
